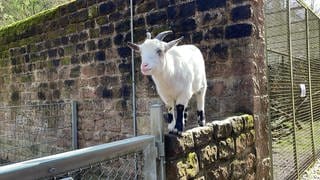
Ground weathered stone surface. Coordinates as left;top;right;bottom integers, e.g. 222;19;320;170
191;126;213;148
208;165;229;180
235;133;247;155
209;118;232;140
197;0;226;11
231;116;244;135
199;144;217;168
242;114;254;130
226;23;253;39
218;138;235;160
167;152;199;179
165;131;195;159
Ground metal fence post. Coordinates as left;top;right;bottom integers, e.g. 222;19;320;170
287;0;300;178
71;101;78;150
150;104;166;180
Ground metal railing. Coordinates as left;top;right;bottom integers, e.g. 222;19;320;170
0;101;78;165
266;0;320;179
0;104;165;180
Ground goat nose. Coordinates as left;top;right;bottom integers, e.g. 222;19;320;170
142;63;148;67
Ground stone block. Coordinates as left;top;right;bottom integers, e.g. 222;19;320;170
166;152;199;179
235;133;247;155
147;10;167;26
70;65;81;78
100;24;114;35
191;126;213;148
165;132;195;159
115;19;131;33
99;2;116;15
231;116;244;135
246;130;255;146
199;144;217;168
242;114;254;130
95;51;106;61
207;165;229;180
137;1;156;14
204;27;224;40
218;138;235;160
209;43;228;60
197;0;226;11
210;118;232;140
231;5;252;22
172;18;197;32
114;34;124;46
229;160;246;180
98;38;112;49
225;23;253;39
86;40;96;51
117;47;131;58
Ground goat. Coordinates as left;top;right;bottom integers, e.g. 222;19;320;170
128;30;207;134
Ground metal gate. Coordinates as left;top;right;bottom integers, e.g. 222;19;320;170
266;0;320;179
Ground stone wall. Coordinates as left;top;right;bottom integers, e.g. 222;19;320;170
0;0;270;178
165;114;256;179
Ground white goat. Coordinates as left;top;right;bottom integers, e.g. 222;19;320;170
128;31;207;134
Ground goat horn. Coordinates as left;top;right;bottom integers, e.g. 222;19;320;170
154;30;173;40
146;32;152;39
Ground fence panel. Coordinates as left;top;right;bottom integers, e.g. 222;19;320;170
0;135;156;180
0;102;76;165
266;0;320;179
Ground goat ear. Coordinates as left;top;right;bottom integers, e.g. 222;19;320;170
165;36;184;52
127;42;140;52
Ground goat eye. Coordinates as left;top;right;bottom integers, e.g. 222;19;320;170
156;49;162;56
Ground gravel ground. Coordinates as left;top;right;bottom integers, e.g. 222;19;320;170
302;159;320;180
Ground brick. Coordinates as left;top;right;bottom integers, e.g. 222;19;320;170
172;18;196;32
230;160;246;179
99;2;116;15
117;47;131;58
166;152;199;179
147;10;167;25
209;43;228;60
100;24;114;35
98;38;112;49
86;40;96;51
70;65;81;78
116;19;130;33
95;51;106;61
118;63;131;73
114;34;124;46
225;23;253;39
197;0;226;11
204;27;224;40
231;5;252;22
168;2;196;19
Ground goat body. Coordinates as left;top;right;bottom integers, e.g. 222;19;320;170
128;31;207;134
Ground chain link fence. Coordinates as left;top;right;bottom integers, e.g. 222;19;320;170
0;102;76;165
266;0;320;179
49;152;143;180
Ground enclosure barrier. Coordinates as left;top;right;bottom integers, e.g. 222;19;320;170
0;135;156;180
0;101;77;165
0;104;165;180
266;0;320;179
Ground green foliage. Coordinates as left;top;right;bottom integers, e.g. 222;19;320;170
0;0;73;27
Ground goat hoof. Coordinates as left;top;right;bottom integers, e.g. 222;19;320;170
198;120;205;127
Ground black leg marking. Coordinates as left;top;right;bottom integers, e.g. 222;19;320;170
167;113;173;123
175;104;184;133
197;110;205;126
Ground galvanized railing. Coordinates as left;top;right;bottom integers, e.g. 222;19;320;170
0;104;165;180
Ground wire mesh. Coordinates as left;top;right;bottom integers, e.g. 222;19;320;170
266;0;320;179
49;152;143;180
0;102;73;165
